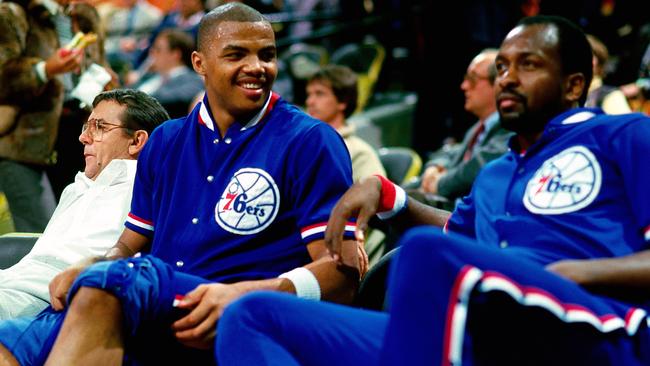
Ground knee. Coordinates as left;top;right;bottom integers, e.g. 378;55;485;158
398;226;446;259
0;343;18;366
396;227;476;271
69;287;121;317
220;292;279;331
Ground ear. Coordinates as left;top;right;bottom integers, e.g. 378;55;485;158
172;48;183;63
128;130;149;157
337;101;347;114
564;73;586;106
191;51;205;76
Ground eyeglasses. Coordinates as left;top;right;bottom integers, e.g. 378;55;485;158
463;72;491;86
81;119;132;142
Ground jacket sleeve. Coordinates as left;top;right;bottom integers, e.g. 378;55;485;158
437;126;512;199
0;3;47;102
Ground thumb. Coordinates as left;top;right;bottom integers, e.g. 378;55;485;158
176;285;206;308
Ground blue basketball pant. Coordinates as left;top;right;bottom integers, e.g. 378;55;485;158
216;227;650;366
0;255;213;366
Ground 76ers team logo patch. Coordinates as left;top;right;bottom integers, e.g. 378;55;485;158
215;168;280;235
523;146;601;215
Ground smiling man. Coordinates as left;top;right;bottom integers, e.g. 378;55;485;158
0;89;168;320
0;3;363;366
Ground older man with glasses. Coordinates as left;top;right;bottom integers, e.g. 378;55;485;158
413;49;513;208
0;89;169;319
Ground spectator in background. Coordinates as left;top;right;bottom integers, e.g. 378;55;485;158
0;89;168;319
46;1;116;202
414;49;512;207
128;0;205;83
133;29;204;118
585;34;631;114
0;0;96;231
306;65;385;182
98;0;163;79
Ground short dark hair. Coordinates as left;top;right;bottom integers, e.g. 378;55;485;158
586;34;608;77
159;29;196;69
93;89;169;134
197;2;269;52
517;15;593;106
308;65;358;118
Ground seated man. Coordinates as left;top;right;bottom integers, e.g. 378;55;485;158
305;64;386;182
0;89;168;319
413;49;512;208
0;4;363;365
132;29;204;119
214;16;650;366
584;34;631;114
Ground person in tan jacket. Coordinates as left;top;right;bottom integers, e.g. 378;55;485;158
306;64;386;183
0;0;105;231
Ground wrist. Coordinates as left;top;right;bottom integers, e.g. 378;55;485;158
374;174;408;220
279;267;321;300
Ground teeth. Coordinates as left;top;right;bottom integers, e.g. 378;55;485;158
242;83;261;89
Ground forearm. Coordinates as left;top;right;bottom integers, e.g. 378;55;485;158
374;175;451;230
104;228;150;260
232;257;358;304
391;193;452;231
572;251;650;289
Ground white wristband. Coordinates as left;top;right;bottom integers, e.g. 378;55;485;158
279;267;321;300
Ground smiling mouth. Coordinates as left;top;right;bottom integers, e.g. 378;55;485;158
241;82;262;90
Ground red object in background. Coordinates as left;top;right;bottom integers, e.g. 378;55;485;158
58;48;73;57
521;0;540;17
601;0;615;16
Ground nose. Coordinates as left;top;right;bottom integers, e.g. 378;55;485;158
305;93;315;107
460;78;471;91
497;67;518;90
79;129;92;145
243;56;265;76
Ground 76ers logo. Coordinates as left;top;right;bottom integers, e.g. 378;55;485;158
215;168;280;234
523;146;601;215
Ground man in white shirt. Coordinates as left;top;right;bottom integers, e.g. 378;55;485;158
0;89;169;319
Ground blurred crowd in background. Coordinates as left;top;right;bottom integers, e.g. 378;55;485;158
1;0;650;233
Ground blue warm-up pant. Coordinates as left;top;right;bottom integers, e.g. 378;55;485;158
216;227;650;366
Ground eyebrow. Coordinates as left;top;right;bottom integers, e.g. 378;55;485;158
222;44;277;53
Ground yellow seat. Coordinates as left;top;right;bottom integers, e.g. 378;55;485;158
330;41;385;112
0;192;14;235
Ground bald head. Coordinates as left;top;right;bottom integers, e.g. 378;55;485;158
197;2;270;52
471;49;498;84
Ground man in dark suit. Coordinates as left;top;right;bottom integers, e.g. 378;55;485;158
416;49;512;206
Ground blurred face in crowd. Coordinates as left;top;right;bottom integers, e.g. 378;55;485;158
494;24;566;136
460;54;496;120
306;80;346;127
192;20;277;124
150;35;179;74
79;101;134;180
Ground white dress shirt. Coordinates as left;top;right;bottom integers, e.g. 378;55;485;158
0;159;137;318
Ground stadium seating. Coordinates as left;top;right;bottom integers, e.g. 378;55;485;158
0;233;39;269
